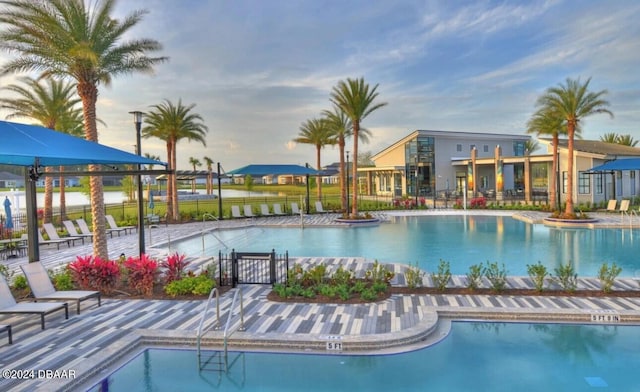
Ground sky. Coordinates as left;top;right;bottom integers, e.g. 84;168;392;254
1;0;639;172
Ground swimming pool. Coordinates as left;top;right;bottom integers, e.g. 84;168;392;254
165;215;640;277
88;322;640;391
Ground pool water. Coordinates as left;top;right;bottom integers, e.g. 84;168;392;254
167;215;640;277
88;322;640;391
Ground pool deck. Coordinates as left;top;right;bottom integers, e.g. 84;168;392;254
1;210;640;391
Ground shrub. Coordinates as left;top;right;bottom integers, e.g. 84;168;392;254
0;264;14;282
598;262;622;293
124;254;159;297
553;263;578;292
165;274;215;297
69;255;120;294
160;253;190;284
484;261;508;292
49;267;75;291
365;260;394;284
360;288;378;301
469;197;487;208
527;261;549;292
12;274;28;290
305;264;327;286
431;259;451;291
466;263;483;290
404;262;425;289
331;265;354;286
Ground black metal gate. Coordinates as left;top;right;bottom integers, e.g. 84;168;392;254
219;249;288;287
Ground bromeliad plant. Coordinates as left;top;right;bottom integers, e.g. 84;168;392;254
161;253;190;284
124;254;159;297
69;255;120;294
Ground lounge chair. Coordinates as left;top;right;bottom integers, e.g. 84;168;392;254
231;205;244;218
272;203;286;216
21;262;101;315
244;205;256;217
105;215;136;235
619;199;630;217
76;218;98;238
315;201;327;213
43;223;84;246
38;230;72;250
606;199;617;212
0;275;68;330
0;323;11;344
291;202;301;215
260;204;272;216
63;220;93;242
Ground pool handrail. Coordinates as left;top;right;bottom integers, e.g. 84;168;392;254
196;287;220;369
223;288;245;358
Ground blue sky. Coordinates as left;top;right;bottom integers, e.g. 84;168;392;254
1;0;639;171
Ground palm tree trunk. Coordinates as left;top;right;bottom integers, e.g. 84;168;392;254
550;134;558;210
565;124;575;216
171;140;180;221
352;120;360;217
43;169;54;223
316;145;322;200
78;82;108;259
339;138;346;212
59;166;66;221
165;143;173;223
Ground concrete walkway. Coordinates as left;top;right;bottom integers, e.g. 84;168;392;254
1;210;639;391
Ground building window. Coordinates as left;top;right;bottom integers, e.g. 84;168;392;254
631;171;636;196
562;172;568;194
578;171;590;194
456;144;462;152
483;145;489;153
595;174;603;194
514;141;526;156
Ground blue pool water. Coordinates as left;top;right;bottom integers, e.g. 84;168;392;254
167;215;640;277
89;322;640;391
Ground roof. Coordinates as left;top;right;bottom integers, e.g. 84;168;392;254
588;158;640;172
0;120;166;167
226;164;319;176
541;138;640;157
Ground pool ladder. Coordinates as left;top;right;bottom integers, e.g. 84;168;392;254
196;287;245;373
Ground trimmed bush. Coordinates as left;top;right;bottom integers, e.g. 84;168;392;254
124;254;159;297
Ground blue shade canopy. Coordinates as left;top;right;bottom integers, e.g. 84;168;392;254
227;164;319;176
588;159;640;172
0;120;166;167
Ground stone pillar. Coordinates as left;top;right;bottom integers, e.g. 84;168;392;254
495;145;503;201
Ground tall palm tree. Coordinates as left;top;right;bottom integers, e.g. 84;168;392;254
203;156;214;195
615;134;637;147
0;0;167;259
526;107;566;211
293;117;335;200
142;99;208;222
536;77;612;216
55;109;84;220
322;106;372;212
188;157;201;193
330;77;387;217
523;140;540;154
0;76;80;223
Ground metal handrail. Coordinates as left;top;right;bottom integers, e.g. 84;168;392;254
223;288;245;358
196;287;220;369
202;213;226;252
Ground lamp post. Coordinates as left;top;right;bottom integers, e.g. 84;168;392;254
305;163;310;214
346;151;350;216
130;110;145;257
414;155;419;206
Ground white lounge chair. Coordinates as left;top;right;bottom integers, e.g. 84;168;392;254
76;218;99;238
315;201;327;213
619;199;630;217
291;202;301;215
0;275;69;330
273;203;286;215
63;220;93;242
606;199;617;212
38;230;72;250
105;215;136;235
260;204;272;216
244;205;256;217
43;222;84;246
231;205;244;218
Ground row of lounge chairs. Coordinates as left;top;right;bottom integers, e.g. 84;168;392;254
0;261;101;344
230;202;328;218
36;215;136;249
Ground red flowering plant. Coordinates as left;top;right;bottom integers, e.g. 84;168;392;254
160;253;190;284
68;255;120;294
469;197;487;208
124;254;159;297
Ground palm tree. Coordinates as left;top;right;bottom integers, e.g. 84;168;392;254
322;107;372;212
330;77;387;217
523;140;540;154
0;76;80;223
526;107;566;211
142;99;208;222
55;110;85;221
188;157;201;193
600;132;619;144
0;0;167;259
615;134;637;147
536;77;613;216
203;156;214;195
293;117;336;200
